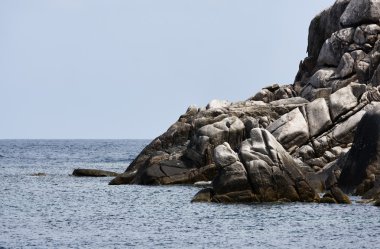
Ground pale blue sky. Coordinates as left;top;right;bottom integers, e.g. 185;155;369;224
0;0;334;139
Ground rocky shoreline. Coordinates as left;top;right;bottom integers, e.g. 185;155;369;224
110;0;380;205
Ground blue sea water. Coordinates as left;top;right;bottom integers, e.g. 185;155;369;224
1;139;380;249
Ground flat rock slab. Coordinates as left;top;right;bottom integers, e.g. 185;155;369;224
72;168;119;177
267;107;309;149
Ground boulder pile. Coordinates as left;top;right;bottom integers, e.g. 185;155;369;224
111;0;380;204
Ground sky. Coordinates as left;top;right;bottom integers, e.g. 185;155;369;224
0;0;335;139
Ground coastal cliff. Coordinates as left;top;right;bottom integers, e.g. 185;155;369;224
111;0;380;204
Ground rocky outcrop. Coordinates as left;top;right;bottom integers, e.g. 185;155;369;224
296;0;380;102
111;0;380;204
192;130;318;203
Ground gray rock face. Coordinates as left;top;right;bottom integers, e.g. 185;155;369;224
197;116;245;150
329;84;359;121
337;53;355;78
206;99;231;110
213;142;239;167
212;143;253;201
309;68;337;88
306;98;332;137
306;0;351;66
267;108;309;150
197;129;318;203
250;84;296;103
340;0;380;27
318;41;341;66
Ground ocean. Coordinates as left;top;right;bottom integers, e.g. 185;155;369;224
1;139;380;249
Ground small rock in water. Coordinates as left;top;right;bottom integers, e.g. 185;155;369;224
31;173;47;176
193;181;212;187
72;168;119;177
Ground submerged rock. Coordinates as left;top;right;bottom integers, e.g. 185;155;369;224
72;169;119;177
31;172;47;176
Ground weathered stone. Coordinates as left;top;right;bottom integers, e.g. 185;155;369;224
330;186;351;204
351;50;367;62
306;158;328;168
309;68;336;88
301;85;333;102
354;26;366;45
243;116;259;135
109;170;137;185
365;24;380;34
331;146;349;157
320;196;338;204
331;75;359;93
206;99;231;110
197;116;245;150
323;151;337;162
337;53;355;78
251;89;274;103
263;83;280;92
356;60;372;83
332;109;367;144
340;0;380;27
336;27;356;43
212;160;251;196
329;85;359;121
270;97;308;106
239;128;318;202
191;188;213;203
298;145;316;161
214;142;239;167
206;143;255;202
193;181;212;187
273;86;295;100
267;108;309;150
350;83;368;98
306;98;332;137
318;40;340;66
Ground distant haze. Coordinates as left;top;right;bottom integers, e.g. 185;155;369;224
0;0;334;139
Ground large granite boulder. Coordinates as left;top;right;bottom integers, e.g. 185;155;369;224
193;129;319;203
305;98;332;137
266;108;309;150
340;0;380;27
